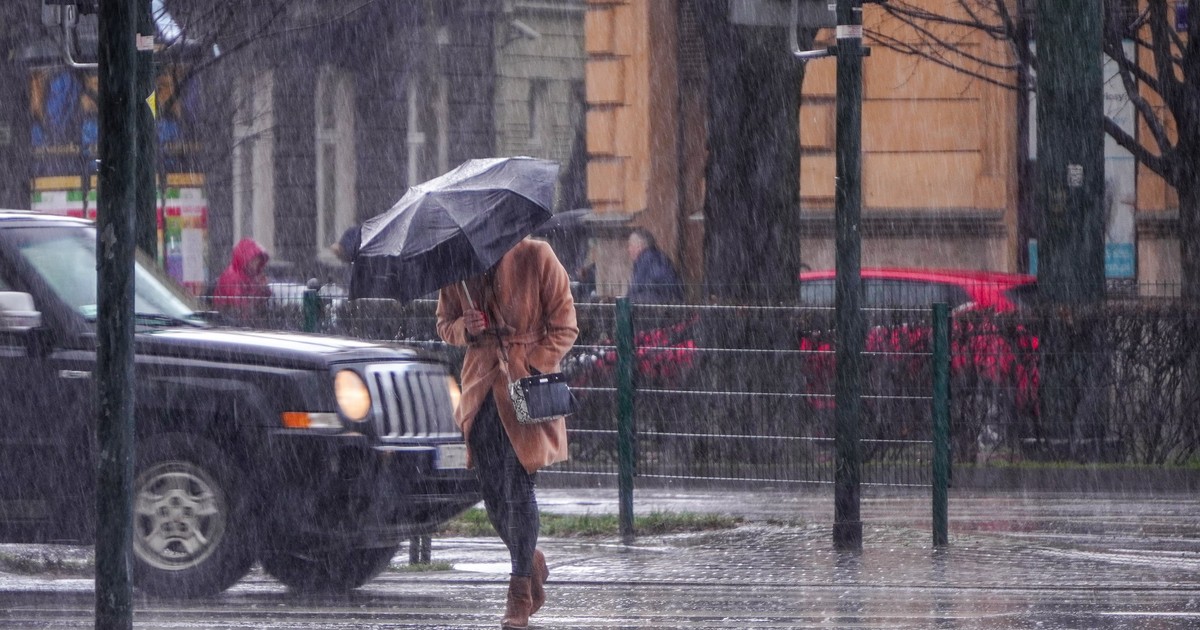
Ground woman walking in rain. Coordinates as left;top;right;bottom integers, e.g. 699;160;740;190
436;236;578;630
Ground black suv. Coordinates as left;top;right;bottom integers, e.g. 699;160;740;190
0;211;478;596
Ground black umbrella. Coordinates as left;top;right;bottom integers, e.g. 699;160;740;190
350;157;560;300
532;208;591;281
532;208;590;238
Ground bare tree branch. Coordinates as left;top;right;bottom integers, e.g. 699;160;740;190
867;30;1020;90
1103;38;1174;167
1103;115;1168;179
875;4;1018;77
1147;1;1185;109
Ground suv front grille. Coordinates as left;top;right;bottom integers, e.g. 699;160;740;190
364;364;460;439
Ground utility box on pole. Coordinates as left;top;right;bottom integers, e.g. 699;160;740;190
728;0;836;28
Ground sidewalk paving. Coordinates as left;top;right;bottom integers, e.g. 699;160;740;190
507;486;1200;624
488;486;1200;594
369;485;1200;627
3;485;1199;627
5;486;1198;593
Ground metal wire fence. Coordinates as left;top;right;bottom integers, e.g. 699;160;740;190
207;293;938;487
198;286;1200;487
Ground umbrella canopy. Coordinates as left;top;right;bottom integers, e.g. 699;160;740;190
532;208;590;238
350;157;560;300
532;208;591;281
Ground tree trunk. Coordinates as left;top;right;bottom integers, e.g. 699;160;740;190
695;1;806;304
1180;181;1200;302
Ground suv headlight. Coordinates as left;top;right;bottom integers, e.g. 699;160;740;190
334;369;372;421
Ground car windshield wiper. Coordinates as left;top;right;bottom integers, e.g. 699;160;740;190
134;312;206;328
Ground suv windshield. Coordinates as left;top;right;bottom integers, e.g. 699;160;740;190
8;224;203;325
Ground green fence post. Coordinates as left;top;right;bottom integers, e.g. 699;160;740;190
408;534;431;565
932;302;950;547
616;297;636;543
302;279;321;333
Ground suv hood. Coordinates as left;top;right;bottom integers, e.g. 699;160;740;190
137;327;424;369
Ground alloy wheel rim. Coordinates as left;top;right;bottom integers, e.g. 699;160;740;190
133;463;228;571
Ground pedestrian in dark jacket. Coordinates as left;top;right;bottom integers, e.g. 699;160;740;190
329;224;362;287
626;227;684;303
212;238;270;322
330;224;361;264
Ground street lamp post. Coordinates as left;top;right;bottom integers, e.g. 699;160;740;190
785;0;867;552
830;0;866;553
96;0;138;627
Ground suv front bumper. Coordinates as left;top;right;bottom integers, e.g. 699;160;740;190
261;431;480;551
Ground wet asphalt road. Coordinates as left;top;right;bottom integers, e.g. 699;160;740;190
2;487;1199;628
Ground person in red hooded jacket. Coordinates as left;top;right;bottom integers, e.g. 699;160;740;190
212;238;271;322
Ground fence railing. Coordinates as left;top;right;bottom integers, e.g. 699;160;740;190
199;289;1200;485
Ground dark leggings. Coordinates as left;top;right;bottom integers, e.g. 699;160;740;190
469;393;539;577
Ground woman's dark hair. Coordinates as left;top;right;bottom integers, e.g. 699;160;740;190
629;227;657;251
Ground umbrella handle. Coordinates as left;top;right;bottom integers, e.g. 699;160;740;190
463;279;508;360
460;281;477;311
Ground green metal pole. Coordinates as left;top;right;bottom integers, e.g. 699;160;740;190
932;302;950;547
96;0;139;627
833;0;865;552
616;297;635;543
302;282;321;333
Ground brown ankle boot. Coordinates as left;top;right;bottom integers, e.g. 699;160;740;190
530;549;549;615
501;574;533;629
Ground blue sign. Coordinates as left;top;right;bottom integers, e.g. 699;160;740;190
1026;240;1135;279
1106;243;1136;278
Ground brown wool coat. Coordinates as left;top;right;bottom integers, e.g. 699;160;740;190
436;239;579;473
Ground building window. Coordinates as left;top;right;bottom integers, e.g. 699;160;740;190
527;79;549;145
232;71;275;253
315;66;357;262
406;70;449;186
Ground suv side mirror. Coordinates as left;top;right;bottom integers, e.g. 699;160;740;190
0;292;43;332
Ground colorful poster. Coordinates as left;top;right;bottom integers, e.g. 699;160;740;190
29;63;210;292
31;182;210;295
160;186;210;294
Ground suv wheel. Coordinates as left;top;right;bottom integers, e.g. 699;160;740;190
261;546;399;593
132;435;255;598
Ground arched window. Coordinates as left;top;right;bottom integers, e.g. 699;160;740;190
231;71;275;253
315;66;357;263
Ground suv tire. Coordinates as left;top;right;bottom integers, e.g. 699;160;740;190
132;434;256;598
261;545;399;592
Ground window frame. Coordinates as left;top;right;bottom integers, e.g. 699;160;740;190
231;71;276;254
314;66;357;264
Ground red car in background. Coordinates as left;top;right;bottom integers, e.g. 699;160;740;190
797;268;1036;313
797;268;1040;460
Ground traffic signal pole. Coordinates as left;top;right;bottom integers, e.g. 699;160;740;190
96;0;138;627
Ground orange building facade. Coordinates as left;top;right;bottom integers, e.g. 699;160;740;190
584;0;1185;297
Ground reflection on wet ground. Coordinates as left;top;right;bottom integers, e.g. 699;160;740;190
2;488;1199;628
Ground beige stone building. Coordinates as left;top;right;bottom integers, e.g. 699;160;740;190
494;0;587;189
